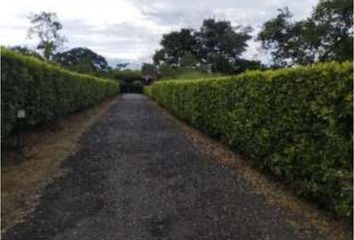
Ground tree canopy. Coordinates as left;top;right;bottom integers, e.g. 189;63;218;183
53;47;109;74
257;0;353;67
152;19;261;74
27;12;66;60
153;28;197;67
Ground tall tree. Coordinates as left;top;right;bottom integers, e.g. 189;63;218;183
257;8;297;66
152;19;256;74
153;28;197;66
312;0;353;61
196;19;252;73
53;47;109;74
258;0;353;67
28;12;66;60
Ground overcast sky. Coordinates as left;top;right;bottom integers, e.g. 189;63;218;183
0;0;319;66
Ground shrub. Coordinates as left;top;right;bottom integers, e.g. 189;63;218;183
145;61;353;220
1;48;119;140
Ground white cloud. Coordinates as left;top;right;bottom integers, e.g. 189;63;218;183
0;0;319;64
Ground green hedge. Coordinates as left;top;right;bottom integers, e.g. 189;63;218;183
145;62;353;220
1;48;119;139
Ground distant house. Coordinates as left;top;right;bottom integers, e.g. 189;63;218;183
143;74;159;85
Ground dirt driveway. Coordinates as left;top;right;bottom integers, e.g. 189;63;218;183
3;94;324;240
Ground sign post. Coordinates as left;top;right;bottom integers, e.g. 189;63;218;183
16;109;26;148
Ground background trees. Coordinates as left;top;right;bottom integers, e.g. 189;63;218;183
7;0;353;81
257;0;353;67
312;0;353;62
153;29;197;67
152;19;261;75
141;63;158;76
53;47;110;74
152;0;352;73
9;46;44;60
196;19;254;73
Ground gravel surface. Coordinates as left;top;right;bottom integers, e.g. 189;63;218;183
3;94;315;240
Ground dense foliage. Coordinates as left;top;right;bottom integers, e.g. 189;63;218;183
1;48;119;139
145;62;353;220
53;47;110;74
152;19;261;75
258;0;353;67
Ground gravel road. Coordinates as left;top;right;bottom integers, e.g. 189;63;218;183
3;94;317;240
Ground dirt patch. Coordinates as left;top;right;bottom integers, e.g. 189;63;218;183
1;97;118;233
152;101;352;240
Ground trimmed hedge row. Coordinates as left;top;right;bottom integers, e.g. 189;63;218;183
1;48;119;139
145;62;353;220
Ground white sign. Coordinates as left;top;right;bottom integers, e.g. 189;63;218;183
17;110;26;118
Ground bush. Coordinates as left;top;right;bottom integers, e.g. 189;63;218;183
1;48;119;140
145;61;353;220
